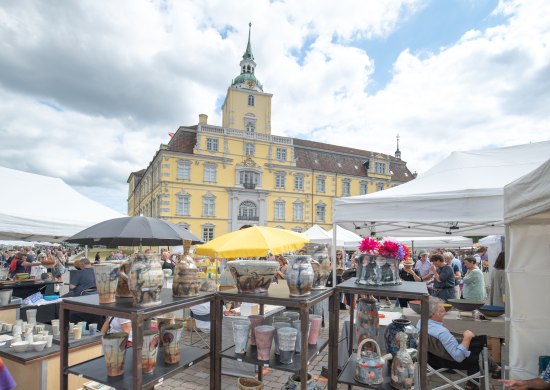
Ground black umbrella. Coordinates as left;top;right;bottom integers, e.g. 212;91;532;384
65;216;202;246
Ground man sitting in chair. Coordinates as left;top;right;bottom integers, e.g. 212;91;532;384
63;258;96;297
419;297;501;389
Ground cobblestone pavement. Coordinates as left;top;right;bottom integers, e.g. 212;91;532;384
160;309;502;390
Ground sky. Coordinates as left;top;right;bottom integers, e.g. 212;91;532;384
1;0;549;214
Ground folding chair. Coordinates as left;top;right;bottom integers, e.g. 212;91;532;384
427;334;490;390
188;310;210;349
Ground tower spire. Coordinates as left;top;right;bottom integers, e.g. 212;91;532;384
243;22;254;61
230;22;263;92
395;134;401;159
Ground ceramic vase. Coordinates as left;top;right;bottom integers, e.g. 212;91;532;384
162;323;184;364
272;322;288;355
26;309;37;325
248;315;264;346
0;289;12;306
233;320;250;355
282;373;317;390
172;255;200;297
237;377;264;390
125;253;164;306
277;327;298;364
307;314;322;345
379;257;402;286
355;295;379;347
355;254;380;285
115;260;133;299
142;330;160;374
254;325;275;361
93;263;120;304
391;332;416;389
157;314;175;347
285;256;314;297
228;260;279;294
102;332;129;376
384;318;419;356
292;319;310;354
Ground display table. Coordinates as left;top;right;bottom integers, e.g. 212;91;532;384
402;307;505;339
0;280;60;299
0;331;102;390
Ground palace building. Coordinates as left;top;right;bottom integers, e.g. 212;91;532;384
127;25;415;242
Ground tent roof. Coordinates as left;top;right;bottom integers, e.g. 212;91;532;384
303;225;332;244
333;141;550;237
393;236;473;249
327;225;363;249
0;166;124;242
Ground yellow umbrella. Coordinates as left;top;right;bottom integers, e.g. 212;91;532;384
194;226;310;258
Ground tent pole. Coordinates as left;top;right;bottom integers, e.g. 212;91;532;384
332;223;337;287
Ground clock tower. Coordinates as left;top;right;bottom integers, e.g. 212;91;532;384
222;23;273;135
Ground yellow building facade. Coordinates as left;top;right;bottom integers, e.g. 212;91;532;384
127;26;414;242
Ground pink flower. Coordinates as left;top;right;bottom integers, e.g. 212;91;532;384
359;237;380;254
379;239;400;258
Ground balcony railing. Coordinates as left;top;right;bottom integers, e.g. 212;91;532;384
238;215;259;221
242;182;256;189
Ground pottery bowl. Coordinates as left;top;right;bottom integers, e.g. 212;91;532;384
15;273;30;280
11;341;29;352
443;303;453;312
31;340;47;351
227;260;278;294
408;300;422;315
447;299;485;312
478;305;505;318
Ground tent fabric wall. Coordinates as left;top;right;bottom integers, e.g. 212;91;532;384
333;141;550;237
0;166;124;241
504;159;550;379
394;236;473;249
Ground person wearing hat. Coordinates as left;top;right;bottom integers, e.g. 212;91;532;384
415;249;434;294
397;258;421;307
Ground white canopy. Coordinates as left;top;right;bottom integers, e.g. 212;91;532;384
394;236;473;249
333;141;550;237
303;225;332;244
327;225;363;249
0;166;124;242
504;158;550;379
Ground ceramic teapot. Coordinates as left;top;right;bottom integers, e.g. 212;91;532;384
354;338;391;385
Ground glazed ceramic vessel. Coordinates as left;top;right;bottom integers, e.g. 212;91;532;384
248;315;264;346
233;320;250;355
115;260;133;299
172;255;200;297
355;338;386;386
282;373;317;390
384;318;419;356
0;289;12;306
254;325;275;361
102;332;129;376
285;256;314;297
228;260;278;294
277;327;298;364
237;377;264;390
126;253;164;306
391;332;416;389
162;323;184;364
307;315;322;345
142;330;160;374
93;263;120;304
355;296;379;347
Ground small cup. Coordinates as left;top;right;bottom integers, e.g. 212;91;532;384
51;324;60;337
34;324;45;334
88;323;98;336
78;321;87;334
40;330;49;336
51;319;60;327
4;324;12;332
45;335;53;348
68;323;75;333
73;326;82;340
12;324;22;335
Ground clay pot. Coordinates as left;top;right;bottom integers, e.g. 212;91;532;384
285;256;314;297
102;332;129;376
228;260;278;294
126;253;164;306
162;323;184;364
141;330;160;374
237;377;263;390
254;325;275;361
93;263;120;304
172;255;199;297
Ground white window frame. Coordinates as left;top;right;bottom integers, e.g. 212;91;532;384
316;203;326;223
360;181;368;195
274;200;286;220
275;172;285;189
176;193;190;216
293;202;304;221
202;195;216;217
342;180;351;197
375;162;386;174
204;164;217;182
177;161;191;180
377;182;385;191
294;174;304;191
206;137;219;152
276;147;287;161
239;201;257;219
202;225;214;242
248;95;255;106
245;142;255;156
316;176;326;193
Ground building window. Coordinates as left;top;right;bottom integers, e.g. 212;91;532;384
176;192;190;216
375;162;386;174
360;181;368;195
245;142;255;156
238;201;258;220
316;203;326;223
377;182;385;191
248;95;255;106
342;180;351;196
276;148;287;161
204;165;217;182
245;120;255;135
275;172;286;189
202;194;216;217
177;161;190;180
294;175;304;191
292;226;303;233
274;200;285;220
293;202;304;221
239;170;259;189
202;225;214;242
206;138;219;152
316;176;326;193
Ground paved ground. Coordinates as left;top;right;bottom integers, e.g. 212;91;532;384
159;310;503;390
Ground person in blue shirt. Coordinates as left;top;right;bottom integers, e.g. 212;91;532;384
500;361;550;389
418;297;501;388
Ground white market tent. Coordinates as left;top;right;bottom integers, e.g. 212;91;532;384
333;141;550;237
394;236;473;249
327;225;363;249
303;224;332;245
0;166;124;242
504;158;550;379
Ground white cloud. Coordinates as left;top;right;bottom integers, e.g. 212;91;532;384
0;0;549;214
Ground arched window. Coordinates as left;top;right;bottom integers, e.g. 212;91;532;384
239;201;258;220
248;95;255;106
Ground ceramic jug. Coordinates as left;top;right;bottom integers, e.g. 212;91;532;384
115;259;133;299
120;253;164;306
172;254;199;297
286;255;314;297
391;332;416;389
355;338;388;386
384;318;419;356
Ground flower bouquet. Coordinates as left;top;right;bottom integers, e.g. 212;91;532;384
355;237;410;286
